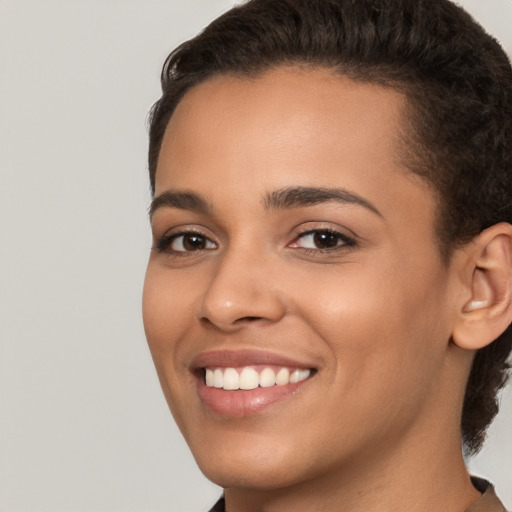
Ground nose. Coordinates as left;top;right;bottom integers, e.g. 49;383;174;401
198;249;287;331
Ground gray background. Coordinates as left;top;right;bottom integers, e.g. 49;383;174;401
0;1;510;510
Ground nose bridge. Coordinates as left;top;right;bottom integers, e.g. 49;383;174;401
198;241;285;330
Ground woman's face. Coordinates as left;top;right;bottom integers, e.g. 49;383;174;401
143;67;461;489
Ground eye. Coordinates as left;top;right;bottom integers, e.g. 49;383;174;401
290;229;355;251
172;233;216;251
157;231;217;253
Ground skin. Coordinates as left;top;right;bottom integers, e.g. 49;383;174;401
143;67;483;512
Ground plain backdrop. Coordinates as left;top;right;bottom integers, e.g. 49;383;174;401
0;1;511;511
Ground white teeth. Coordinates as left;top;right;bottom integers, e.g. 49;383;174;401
275;367;290;385
289;369;311;384
213;368;224;388
205;366;311;390
301;369;311;381
223;368;239;390
259;367;276;387
239;367;259;390
289;369;300;384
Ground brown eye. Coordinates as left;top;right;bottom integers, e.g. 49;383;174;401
312;231;341;249
291;229;355;251
170;233;217;252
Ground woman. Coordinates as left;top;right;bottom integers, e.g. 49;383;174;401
142;0;512;510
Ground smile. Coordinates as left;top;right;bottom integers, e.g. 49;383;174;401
191;350;317;416
204;366;312;390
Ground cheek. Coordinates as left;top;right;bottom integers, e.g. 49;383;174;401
277;267;450;465
142;262;197;351
292;257;450;393
142;264;200;427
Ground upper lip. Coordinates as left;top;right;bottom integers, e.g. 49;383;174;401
190;349;316;370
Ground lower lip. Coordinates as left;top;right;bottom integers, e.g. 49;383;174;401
196;376;311;417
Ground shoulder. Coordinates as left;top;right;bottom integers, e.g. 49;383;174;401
466;477;509;512
208;495;225;512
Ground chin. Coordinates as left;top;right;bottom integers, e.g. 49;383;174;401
199;459;307;491
188;434;312;490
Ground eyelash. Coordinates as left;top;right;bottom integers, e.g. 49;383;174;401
291;228;357;253
155;230;217;256
155;227;356;256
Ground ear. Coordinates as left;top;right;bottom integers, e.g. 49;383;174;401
452;222;512;350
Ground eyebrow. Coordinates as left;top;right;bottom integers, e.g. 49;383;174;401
263;186;382;216
149;191;210;218
149;186;382;218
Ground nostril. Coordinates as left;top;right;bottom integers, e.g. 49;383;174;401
199;315;265;332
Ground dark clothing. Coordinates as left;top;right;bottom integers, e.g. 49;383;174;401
209;496;225;512
469;478;508;512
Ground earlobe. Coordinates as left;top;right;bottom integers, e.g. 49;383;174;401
452;223;512;351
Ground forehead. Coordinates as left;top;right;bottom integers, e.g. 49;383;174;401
159;67;410;181
156;66;431;217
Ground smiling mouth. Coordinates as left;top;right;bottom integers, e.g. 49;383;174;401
191;350;318;416
203;366;314;391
